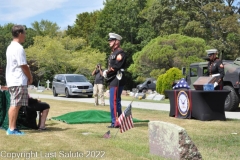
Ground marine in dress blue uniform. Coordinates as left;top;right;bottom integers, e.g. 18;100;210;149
206;49;225;90
104;33;126;128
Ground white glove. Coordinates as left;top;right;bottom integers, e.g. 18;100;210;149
103;70;108;78
211;73;220;77
214;82;218;88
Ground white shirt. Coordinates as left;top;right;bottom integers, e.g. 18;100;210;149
6;41;28;87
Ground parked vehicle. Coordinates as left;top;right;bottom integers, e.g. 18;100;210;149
183;58;240;111
52;74;93;98
136;78;156;92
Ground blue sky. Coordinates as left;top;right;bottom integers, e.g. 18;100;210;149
0;0;104;30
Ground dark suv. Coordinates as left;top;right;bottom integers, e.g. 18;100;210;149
52;74;93;98
136;78;156;92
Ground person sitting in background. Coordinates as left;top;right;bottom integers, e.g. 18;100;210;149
28;95;50;130
1;86;50;130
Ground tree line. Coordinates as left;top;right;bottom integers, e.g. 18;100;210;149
0;0;239;90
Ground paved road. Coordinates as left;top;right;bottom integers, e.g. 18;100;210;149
30;93;240;120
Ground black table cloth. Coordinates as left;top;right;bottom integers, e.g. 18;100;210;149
165;90;230;121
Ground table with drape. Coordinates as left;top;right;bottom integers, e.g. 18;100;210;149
165;90;230;121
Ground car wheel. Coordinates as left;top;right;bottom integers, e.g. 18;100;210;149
88;95;92;98
65;89;70;98
223;85;239;111
142;88;147;93
53;88;58;97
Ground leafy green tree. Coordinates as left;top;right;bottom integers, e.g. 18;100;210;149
0;23;14;64
70;46;106;82
23;27;37;48
90;0;147;52
66;11;100;44
31;20;60;37
181;1;240;59
135;22;157;48
140;0;240;59
25;36;105;86
203;2;239;59
0;23;15;84
128;34;206;80
140;0;194;36
150;68;166;80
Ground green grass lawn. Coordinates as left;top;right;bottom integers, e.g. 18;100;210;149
1;97;240;160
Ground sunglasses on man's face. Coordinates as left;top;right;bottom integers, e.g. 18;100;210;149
208;54;214;57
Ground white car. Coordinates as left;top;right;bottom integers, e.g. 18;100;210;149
52;74;93;98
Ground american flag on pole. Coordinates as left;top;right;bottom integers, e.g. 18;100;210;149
118;103;134;133
103;130;111;139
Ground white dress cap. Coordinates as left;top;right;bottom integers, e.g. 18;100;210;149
206;49;218;55
108;33;122;41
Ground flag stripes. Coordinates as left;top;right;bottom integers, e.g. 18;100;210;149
118;104;134;133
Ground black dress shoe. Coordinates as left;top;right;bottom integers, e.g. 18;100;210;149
107;125;120;128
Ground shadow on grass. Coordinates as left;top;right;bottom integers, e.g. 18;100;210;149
45;122;59;126
134;123;148;127
226;118;240;121
56;95;91;98
28;127;71;133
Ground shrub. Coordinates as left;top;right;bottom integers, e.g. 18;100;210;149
156;67;183;95
156;74;164;94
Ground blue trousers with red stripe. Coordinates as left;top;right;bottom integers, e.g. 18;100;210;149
109;86;123;126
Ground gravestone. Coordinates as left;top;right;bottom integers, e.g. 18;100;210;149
149;121;202;160
37;86;45;92
147;90;153;94
121;90;129;96
28;85;34;90
46;80;51;90
146;93;156;100
153;94;165;101
135;93;146;99
132;88;138;94
129;92;135;97
37;80;45;92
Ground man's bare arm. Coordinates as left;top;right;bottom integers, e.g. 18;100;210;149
21;64;33;84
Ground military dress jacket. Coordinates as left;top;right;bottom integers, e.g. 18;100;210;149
207;58;225;84
107;48;126;87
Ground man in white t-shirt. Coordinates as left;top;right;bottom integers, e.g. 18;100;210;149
5;25;33;135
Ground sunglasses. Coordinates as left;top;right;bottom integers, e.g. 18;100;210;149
208;54;214;57
108;38;117;41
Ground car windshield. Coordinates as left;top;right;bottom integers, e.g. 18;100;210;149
65;75;87;82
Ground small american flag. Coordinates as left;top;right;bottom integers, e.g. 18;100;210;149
119;103;134;133
103;130;111;139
